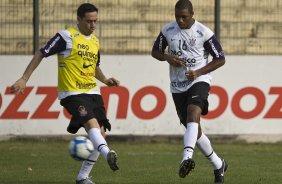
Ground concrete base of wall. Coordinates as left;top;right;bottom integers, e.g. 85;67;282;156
1;134;282;144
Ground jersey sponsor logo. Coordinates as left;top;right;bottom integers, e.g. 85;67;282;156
83;63;93;68
77;44;98;63
209;39;219;58
183;57;196;64
170;49;182;57
78;43;89;50
76;81;96;89
171;80;192;88
44;36;60;54
170;49;196;67
183;57;196;68
80;71;94;76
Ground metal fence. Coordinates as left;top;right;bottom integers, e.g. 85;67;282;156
0;0;281;55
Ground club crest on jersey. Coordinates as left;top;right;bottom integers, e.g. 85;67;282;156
74;33;80;37
188;38;196;47
78;106;88;117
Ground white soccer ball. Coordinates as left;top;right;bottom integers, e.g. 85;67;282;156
69;136;94;161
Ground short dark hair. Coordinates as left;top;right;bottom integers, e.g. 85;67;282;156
77;3;98;18
175;0;193;12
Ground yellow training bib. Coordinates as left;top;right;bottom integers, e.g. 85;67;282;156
57;27;99;92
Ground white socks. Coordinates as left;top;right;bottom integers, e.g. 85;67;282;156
88;128;110;159
196;133;222;170
77;128;110;180
182;122;198;162
182;123;222;170
76;149;100;181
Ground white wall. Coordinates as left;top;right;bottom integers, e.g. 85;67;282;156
1;55;282;138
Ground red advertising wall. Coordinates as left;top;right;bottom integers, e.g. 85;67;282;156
1;55;282;136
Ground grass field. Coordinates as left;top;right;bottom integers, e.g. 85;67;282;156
0;139;282;184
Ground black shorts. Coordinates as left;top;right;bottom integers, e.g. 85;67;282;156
60;94;111;134
172;82;210;125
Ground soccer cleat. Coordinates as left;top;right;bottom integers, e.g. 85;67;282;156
76;177;95;184
214;159;228;184
179;158;195;178
107;150;119;171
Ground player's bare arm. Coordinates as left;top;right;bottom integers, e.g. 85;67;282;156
186;59;225;81
95;66;120;86
10;51;43;94
151;31;185;67
151;50;186;67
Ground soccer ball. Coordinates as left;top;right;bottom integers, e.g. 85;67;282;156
69;136;94;161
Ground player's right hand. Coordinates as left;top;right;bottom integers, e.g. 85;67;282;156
105;77;120;87
165;55;186;67
10;78;27;95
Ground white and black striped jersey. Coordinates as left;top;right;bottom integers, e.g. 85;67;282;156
152;20;225;93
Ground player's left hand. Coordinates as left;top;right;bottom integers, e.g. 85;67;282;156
105;77;120;86
185;70;199;81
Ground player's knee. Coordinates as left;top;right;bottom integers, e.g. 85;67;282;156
187;105;201;122
84;118;100;131
186;113;201;122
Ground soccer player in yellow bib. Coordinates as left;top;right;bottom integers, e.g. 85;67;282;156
10;3;119;184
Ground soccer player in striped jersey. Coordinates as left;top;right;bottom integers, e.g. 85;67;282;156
10;3;119;184
151;0;227;183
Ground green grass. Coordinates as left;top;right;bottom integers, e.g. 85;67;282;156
0;139;282;184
